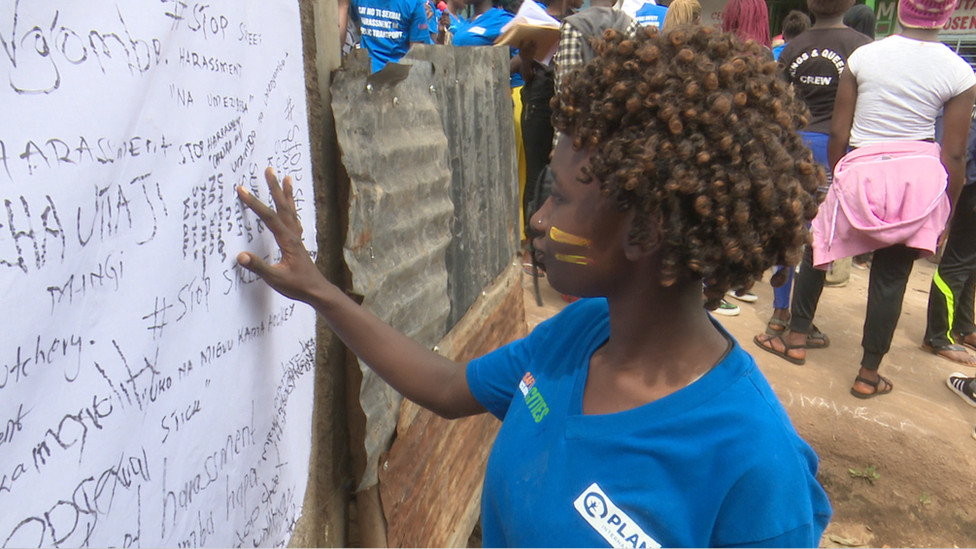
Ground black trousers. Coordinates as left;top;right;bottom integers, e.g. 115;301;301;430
521;98;554;230
789;245;825;335
791;243;918;371
925;184;976;348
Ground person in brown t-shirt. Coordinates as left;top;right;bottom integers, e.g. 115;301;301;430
779;2;873;137
754;0;870;359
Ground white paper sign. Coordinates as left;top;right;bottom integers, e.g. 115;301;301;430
0;1;316;547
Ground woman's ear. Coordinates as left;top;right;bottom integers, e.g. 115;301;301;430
622;211;663;262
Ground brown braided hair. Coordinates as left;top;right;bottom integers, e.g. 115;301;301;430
551;24;824;309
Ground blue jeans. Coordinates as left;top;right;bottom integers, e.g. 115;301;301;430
773;131;830;310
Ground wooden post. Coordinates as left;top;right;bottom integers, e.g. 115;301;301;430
290;0;349;547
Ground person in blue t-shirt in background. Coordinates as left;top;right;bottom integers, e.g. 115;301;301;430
340;0;432;73
451;0;513;46
451;0;523;83
621;0;667;28
236;25;832;549
633;1;667;27
427;0;468;43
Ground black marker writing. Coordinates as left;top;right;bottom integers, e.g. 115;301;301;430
76;172;166;249
160;399;202;444
0;404;29;449
0;194;65;275
47;252;124;313
163;1;231;40
0;2;162;95
3;448;146;548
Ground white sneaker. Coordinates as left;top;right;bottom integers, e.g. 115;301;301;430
713;299;740;316
727;290;758;303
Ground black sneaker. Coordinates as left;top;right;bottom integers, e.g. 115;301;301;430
946;373;976;408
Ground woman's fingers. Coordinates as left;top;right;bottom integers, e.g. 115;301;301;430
237;168;303;236
281;174;303;236
236;186;291;245
264;167;288;217
236;171;321;303
236;185;279;227
237;250;270;274
262;167;304;234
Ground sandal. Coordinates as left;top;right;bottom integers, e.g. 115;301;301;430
805;325;830;349
952;333;976;353
522;262;545;278
850;374;893;399
753;334;806;365
765;317;789;335
920;342;976;366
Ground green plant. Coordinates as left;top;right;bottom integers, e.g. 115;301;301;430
849;465;880;484
920;492;931;505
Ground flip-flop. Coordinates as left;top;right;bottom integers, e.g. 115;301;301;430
805;325;830;349
920;342;976;366
765;317;789;335
753;334;806;365
850;374;893;399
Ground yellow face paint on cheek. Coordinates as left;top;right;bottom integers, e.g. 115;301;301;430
555;254;596;266
550;226;592;247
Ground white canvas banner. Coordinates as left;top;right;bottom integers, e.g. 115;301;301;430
0;1;316;546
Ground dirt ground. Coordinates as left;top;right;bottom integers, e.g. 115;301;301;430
522;259;976;548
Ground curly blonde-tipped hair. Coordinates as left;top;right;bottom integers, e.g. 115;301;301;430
552;25;824;309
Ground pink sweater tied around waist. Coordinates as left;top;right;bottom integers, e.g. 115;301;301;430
811;141;950;269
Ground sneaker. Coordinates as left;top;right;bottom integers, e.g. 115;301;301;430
946;373;976;408
713;299;740;316
727;290;758;303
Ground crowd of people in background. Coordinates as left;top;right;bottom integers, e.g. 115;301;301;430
332;0;976;439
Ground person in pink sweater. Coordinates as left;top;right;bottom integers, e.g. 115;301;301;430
754;0;976;399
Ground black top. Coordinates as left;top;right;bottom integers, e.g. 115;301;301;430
779;27;873;134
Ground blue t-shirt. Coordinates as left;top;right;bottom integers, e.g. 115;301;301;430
452;7;513;46
352;0;432;73
633;2;667;28
772;43;786;60
467;298;832;548
426;2;465;37
452;8;522;87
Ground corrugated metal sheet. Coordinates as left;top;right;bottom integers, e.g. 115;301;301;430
331;45;519;490
404;45;520;329
332;51;454;490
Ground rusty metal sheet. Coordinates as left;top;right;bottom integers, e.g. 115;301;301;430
332;45;519;491
404;45;521;329
332;52;454;490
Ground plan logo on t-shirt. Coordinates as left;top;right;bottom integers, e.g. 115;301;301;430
518;372;549;423
574;483;661;549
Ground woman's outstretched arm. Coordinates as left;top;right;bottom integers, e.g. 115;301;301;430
236;168;487;420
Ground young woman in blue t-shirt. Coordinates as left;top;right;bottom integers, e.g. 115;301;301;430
236;25;831;547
